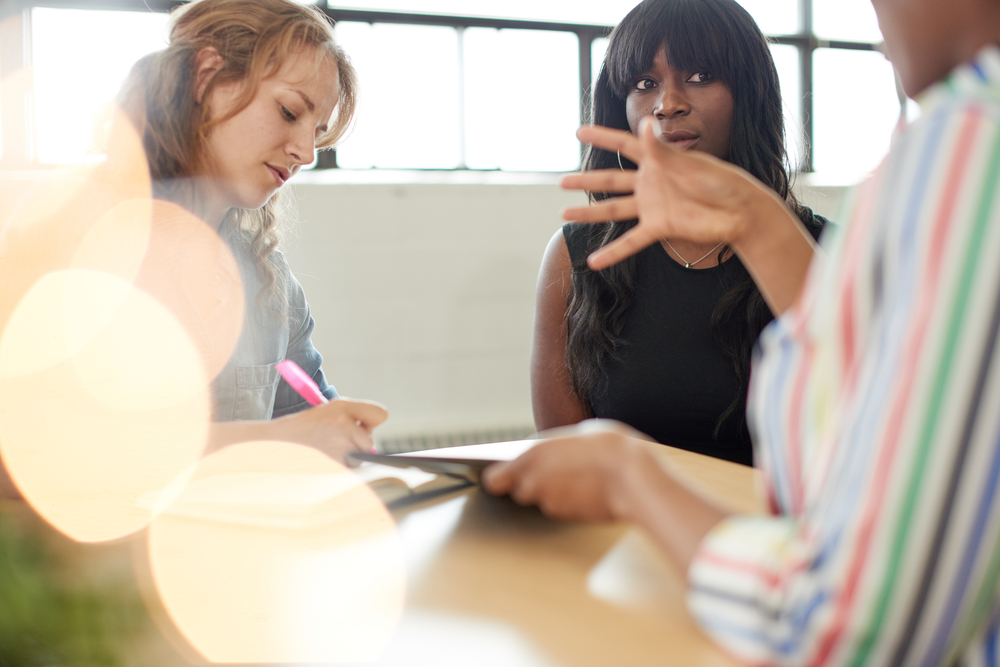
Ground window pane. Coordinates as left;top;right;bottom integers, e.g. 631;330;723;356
813;0;883;43
334;23;461;169
769;44;804;171
812;48;899;179
591;37;608;96
736;0;799;35
32;8;169;165
464;28;580;171
334;0;797;34
331;0;638;26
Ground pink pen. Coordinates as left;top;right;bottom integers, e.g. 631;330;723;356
275;360;378;454
275;360;328;406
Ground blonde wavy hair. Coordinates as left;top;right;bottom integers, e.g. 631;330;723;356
117;0;357;306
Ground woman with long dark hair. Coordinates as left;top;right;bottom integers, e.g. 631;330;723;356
531;0;825;465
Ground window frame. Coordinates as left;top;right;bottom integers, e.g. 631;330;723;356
0;0;897;172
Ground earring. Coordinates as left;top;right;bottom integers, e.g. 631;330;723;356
617;150;625;171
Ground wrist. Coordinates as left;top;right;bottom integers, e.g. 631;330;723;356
727;178;783;251
614;448;732;570
609;442;662;523
264;410;305;444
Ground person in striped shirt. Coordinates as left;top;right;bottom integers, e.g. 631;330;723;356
484;0;1000;664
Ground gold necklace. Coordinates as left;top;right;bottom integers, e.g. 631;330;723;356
660;239;725;268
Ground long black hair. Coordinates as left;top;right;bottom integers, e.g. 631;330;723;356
566;0;821;436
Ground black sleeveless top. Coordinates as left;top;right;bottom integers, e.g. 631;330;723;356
563;213;826;466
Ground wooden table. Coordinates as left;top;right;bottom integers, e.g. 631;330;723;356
0;443;760;666
367;442;761;667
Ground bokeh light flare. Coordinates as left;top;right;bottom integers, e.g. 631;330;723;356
133;200;244;381
147;441;406;663
0;270;210;542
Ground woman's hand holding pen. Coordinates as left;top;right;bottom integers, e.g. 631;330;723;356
563;118;818;314
273;398;388;464
207;397;388;466
269;360;387;464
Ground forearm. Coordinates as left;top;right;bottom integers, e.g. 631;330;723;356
614;446;731;571
731;184;818;315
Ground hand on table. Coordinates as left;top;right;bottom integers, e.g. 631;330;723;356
482;418;733;570
481;419;654;523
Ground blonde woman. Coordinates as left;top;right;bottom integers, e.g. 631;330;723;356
127;0;386;458
0;0;384;501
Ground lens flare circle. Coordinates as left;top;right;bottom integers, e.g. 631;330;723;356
132;200;244;381
71;197;153;284
147;441;406;663
0;102;152;364
0;270;210;542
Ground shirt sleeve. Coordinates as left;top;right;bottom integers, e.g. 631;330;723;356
271;267;338;418
687;100;1000;666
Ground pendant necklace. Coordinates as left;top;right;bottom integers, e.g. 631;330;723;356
660;239;725;268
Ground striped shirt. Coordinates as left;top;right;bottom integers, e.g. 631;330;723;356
687;46;1000;667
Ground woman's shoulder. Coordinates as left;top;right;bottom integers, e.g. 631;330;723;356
562;222;595;257
562;222;609;268
795;206;831;242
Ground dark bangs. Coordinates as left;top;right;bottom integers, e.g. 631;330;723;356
603;0;740;101
589;0;789;199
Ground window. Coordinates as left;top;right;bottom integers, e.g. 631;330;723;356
463;28;580;171
1;0;903;182
333;22;462;169
316;0;644;26
30;8;169;165
812;48;899;178
769;43;805;170
813;0;882;42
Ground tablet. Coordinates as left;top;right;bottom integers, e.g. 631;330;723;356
349;452;499;484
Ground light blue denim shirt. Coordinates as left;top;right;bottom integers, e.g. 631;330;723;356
210;225;337;421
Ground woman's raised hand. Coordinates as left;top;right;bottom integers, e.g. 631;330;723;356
561;118;768;271
563;117;817;314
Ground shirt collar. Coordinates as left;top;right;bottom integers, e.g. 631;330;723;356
918;44;1000;113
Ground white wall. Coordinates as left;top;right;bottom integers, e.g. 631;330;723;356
285;173;848;441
